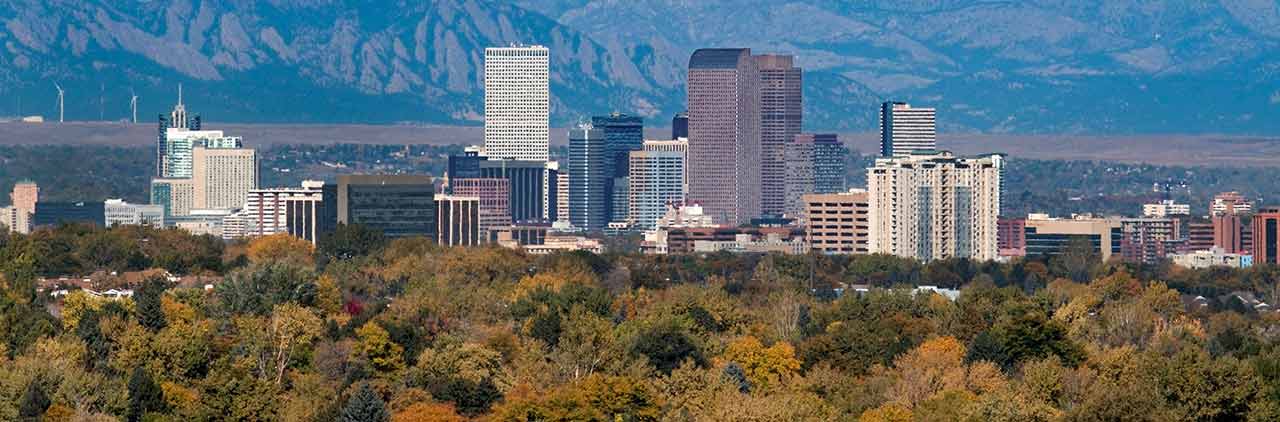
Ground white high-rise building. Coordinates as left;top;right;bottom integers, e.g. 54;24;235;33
484;45;550;161
879;102;936;157
104;199;165;227
193;147;258;211
628;139;688;230
868;152;1003;261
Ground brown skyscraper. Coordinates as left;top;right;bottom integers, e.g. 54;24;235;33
755;54;802;217
1253;207;1280;265
687;48;760;225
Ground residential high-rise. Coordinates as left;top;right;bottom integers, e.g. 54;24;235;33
1119;218;1181;265
230;182;327;242
556;172;569;223
8;181;37;234
867;152;1003;261
1252;207;1280;265
755;54;802;217
484;45;550;161
592;113;644;224
1213;214;1245;254
336;175;437;239
879;102;936;157
672;112;688;139
568;124;608;231
192;146;258;210
804;190;870;255
812;134;848;194
451;178;512;241
1213;192;1252;216
436;194;481;247
150;178;195;218
0;207;18;233
687;48;761;226
628;139;687;230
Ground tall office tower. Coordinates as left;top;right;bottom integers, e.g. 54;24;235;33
150;178;195;218
1213;191;1252;216
755;54;802;217
436;194;481;247
672;112;689;139
103;199;165;228
592;113;644;223
687;48;761;226
484;45;550;161
337;175;437;238
804;190;870;255
556;172;569;223
783;136;815;220
1213;214;1245;254
811;134;848;194
160;129;243;179
192;147;258;210
8;181;37;234
628;139;688;230
568;124;608;230
868;152;1003;262
879;102;936;157
157;86;203;176
451;178;512;241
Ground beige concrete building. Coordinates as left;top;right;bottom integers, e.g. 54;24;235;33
193;147;258;210
868;152;1003;261
8;181;37;233
1023;214;1122;261
804;189;870;254
150;178;195;217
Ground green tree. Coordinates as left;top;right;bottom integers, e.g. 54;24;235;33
320;224;388;261
632;317;705;374
340;384;391;422
127;367;165;422
17;379;50;421
135;276;168;331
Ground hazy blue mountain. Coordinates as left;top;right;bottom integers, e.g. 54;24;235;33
2;0;1278;134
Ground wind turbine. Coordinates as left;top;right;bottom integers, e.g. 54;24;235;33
53;82;64;123
130;89;138;124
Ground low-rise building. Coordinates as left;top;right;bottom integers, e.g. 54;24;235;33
104;199;165;228
1142;200;1191;218
1169;247;1253;269
803;189;870;255
693;232;806;254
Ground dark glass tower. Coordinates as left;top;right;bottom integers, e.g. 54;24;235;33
812;134;848;194
591;113;643;223
568;125;608;230
672;112;689;139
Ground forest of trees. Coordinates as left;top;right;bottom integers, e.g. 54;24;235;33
2;225;1280;420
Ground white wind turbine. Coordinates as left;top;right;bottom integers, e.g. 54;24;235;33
54;82;64;123
130;89;138;124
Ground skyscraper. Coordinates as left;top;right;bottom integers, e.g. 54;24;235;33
671;112;688;139
157;85;200;177
1253;207;1280;265
151;178;194;218
628;139;687;230
687;48;761;226
192;147;258;210
812;134;848;194
592;113;644;224
484;45;550;161
868;152;1003;261
879;102;936;157
755;54;802;217
783;136;815;220
160;129;244;179
568;124;608;230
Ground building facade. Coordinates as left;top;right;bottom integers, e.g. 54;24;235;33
336;175;437;239
484;45;550;161
1213;192;1252;216
1253;207;1280;265
1023;214;1122;261
150;178;195;218
867;152;1003;261
568;125;608;231
192;146;257;210
804;190;870;255
34;202;105;228
592;113;644;224
879;102;936;157
8;181;37;234
812;134;848;194
451;178;512;241
783;135;815;220
628;141;687;230
687;48;761;226
160;129;242;179
436;194;481;247
104;199;164;227
755;54;802;217
671;112;688;139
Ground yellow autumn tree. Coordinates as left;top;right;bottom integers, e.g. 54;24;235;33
246;233;315;266
718;336;801;391
357;321;405;372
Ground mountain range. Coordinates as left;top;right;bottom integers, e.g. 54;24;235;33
1;0;1278;134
